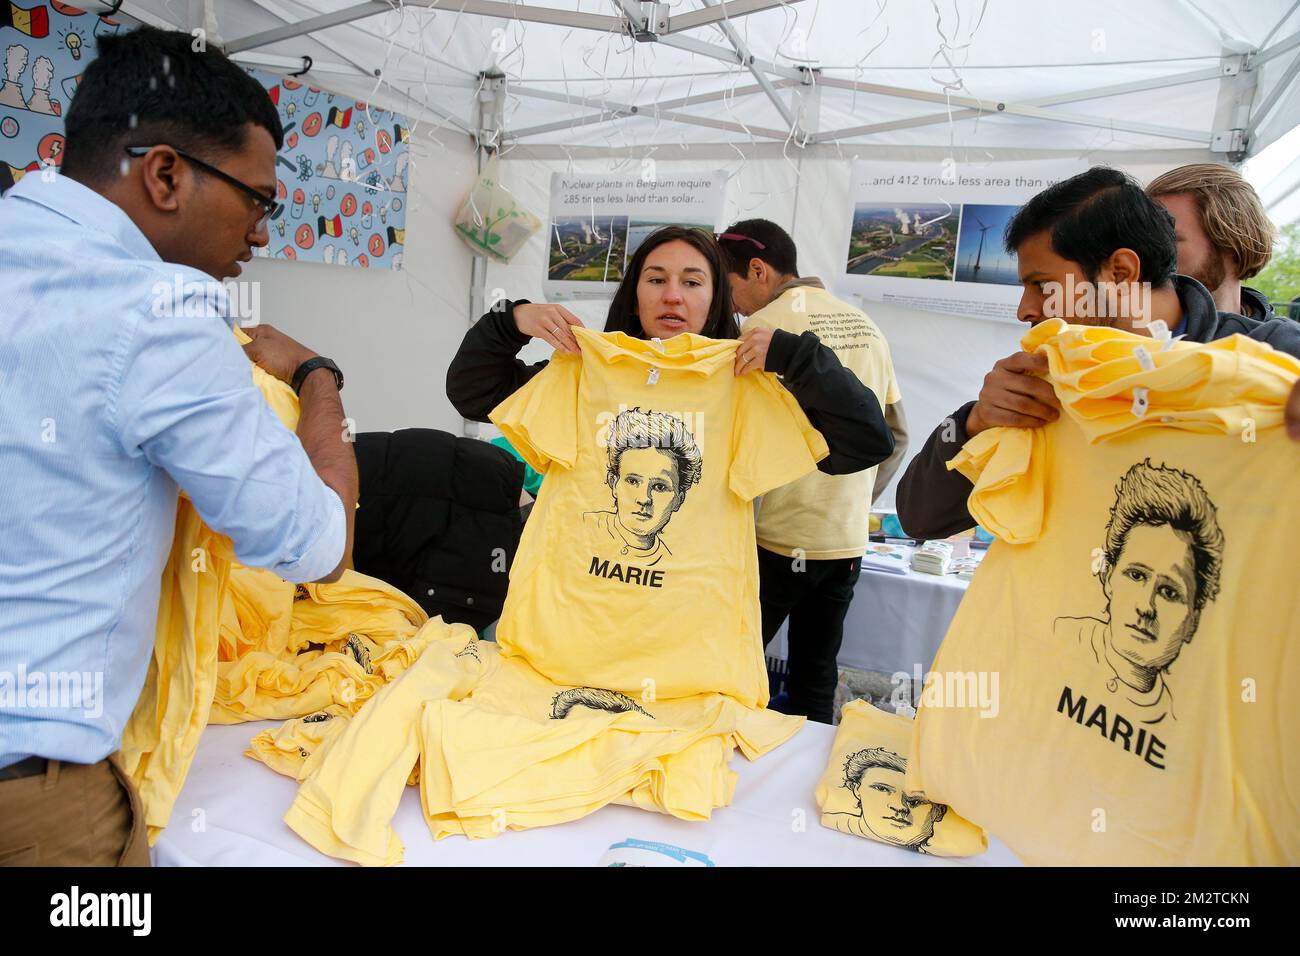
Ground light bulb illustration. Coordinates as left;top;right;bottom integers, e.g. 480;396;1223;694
311;193;321;213
286;101;296;119
64;31;83;61
379;204;388;223
349;225;359;246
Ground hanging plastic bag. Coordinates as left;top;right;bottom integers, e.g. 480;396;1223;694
453;154;541;263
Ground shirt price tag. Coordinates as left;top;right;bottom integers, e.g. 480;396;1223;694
1130;386;1150;418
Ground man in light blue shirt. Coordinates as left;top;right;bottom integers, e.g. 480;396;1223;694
0;26;357;865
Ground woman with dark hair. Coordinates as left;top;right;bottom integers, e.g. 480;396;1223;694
446;225;892;474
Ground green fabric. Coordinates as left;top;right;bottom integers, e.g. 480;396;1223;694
490;436;544;497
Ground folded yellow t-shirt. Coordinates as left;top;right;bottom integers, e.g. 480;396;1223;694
817;699;985;856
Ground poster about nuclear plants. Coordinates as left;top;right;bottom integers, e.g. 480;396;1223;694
836;158;1086;323
544;170;726;301
1;4;409;270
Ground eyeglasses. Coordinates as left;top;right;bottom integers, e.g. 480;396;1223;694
124;145;282;230
715;232;767;250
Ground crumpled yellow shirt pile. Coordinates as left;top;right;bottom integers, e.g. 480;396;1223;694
907;319;1300;865
250;624;799;865
118;329;429;843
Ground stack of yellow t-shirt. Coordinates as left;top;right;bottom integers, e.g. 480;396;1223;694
257;628;800;862
210;565;429;724
119;328;431;842
817;699;985;856
257;328;828;862
907;319;1300;865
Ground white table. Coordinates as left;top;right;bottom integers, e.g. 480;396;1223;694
152;719;1021;867
768;565;972;678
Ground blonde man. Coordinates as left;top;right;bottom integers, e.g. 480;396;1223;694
1147;164;1277;320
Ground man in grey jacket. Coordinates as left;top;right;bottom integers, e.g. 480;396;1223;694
897;167;1300;542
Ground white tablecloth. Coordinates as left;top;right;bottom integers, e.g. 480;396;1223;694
769;566;971;677
152;720;1021;867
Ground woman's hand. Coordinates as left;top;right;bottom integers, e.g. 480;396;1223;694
514;303;584;354
735;326;774;376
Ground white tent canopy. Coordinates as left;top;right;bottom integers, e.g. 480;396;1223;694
79;1;1300;506
106;0;1300;161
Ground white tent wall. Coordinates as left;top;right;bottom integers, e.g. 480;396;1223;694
101;0;1300;502
241;131;479;436
480;152;1213;509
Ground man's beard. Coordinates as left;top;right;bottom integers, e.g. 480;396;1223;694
1187;254;1227;295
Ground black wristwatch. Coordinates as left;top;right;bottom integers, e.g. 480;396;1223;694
291;356;344;395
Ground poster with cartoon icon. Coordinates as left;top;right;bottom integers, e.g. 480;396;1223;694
1;10;409;270
1;1;123;191
247;68;408;270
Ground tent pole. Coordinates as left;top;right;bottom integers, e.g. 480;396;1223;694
226;1;389;54
506;84;791;140
464;74;507;438
1261;0;1300;52
697;0;801;135
667;0;810;34
809;65;1225;144
505;80;798;140
465;148;490;441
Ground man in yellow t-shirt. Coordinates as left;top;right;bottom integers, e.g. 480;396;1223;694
718;220;907;723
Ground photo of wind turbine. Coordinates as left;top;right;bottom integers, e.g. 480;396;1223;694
955;204;1021;286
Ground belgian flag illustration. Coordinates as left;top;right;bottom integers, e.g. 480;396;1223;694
393;123;410;145
318;214;343;239
1;1;50;38
2;158;40;192
327;105;352;130
386;226;404;247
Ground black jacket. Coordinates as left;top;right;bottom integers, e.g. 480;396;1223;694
445;300;895;476
896;275;1300;541
353;428;525;632
1240;285;1275;322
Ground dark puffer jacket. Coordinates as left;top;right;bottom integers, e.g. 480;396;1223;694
353;428;525;633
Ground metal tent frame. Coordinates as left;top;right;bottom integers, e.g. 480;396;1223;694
88;1;1300;162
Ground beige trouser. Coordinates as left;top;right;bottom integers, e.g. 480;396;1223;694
0;755;151;866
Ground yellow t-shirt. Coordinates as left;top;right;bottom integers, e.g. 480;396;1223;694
120;329;282;840
908;319;1300;866
122;327;428;841
743;283;902;559
272;625;803;862
489;326;829;707
282;619;492;867
817;699;985;856
419;643;802;840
